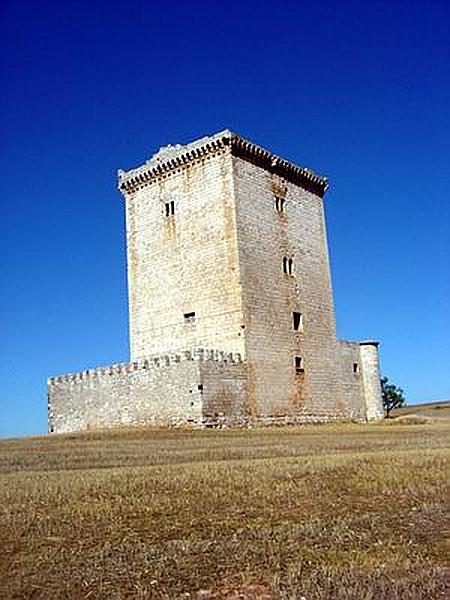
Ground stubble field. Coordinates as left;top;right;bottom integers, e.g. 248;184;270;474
1;412;449;599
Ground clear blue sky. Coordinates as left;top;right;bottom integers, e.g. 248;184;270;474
1;0;449;437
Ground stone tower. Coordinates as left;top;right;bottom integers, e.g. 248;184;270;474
48;130;384;433
121;133;245;361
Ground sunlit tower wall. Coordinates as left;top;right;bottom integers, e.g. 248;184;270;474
119;136;246;362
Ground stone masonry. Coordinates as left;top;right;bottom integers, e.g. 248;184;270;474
48;130;384;433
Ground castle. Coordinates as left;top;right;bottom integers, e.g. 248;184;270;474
48;130;384;433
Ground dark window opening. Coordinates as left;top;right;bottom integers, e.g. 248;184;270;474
293;311;303;332
353;362;360;374
295;356;304;373
274;196;285;213
184;311;196;323
165;200;175;217
198;384;203;391
283;256;294;276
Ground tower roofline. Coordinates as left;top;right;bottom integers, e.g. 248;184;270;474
118;130;329;196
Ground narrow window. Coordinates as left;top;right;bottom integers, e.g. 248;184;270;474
293;312;303;332
295;356;304;373
353;362;360;374
165;201;175;217
283;256;288;274
288;258;294;276
184;311;196;323
198;384;203;391
274;196;285;213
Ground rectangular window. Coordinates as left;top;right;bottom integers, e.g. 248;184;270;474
353;362;360;374
293;312;303;332
274;196;285;213
283;256;294;276
184;311;196;323
295;356;304;373
165;201;175;217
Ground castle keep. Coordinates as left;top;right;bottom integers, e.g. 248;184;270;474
48;130;384;433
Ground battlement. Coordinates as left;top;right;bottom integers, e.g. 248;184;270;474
48;348;247;433
117;130;328;196
48;348;243;386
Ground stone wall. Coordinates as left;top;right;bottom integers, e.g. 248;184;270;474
336;340;367;420
201;357;248;425
360;341;384;420
232;155;341;417
48;350;245;433
124;148;246;362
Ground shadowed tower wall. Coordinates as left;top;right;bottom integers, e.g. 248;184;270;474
233;156;341;418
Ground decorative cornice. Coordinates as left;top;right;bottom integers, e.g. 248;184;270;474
118;129;328;196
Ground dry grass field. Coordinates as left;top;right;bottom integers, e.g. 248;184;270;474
1;409;449;599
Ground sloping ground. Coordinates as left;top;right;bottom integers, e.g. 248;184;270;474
391;400;450;420
0;422;449;599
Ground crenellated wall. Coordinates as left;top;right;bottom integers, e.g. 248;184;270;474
48;342;381;432
48;349;245;433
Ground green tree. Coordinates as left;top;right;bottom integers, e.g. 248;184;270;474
381;376;406;418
